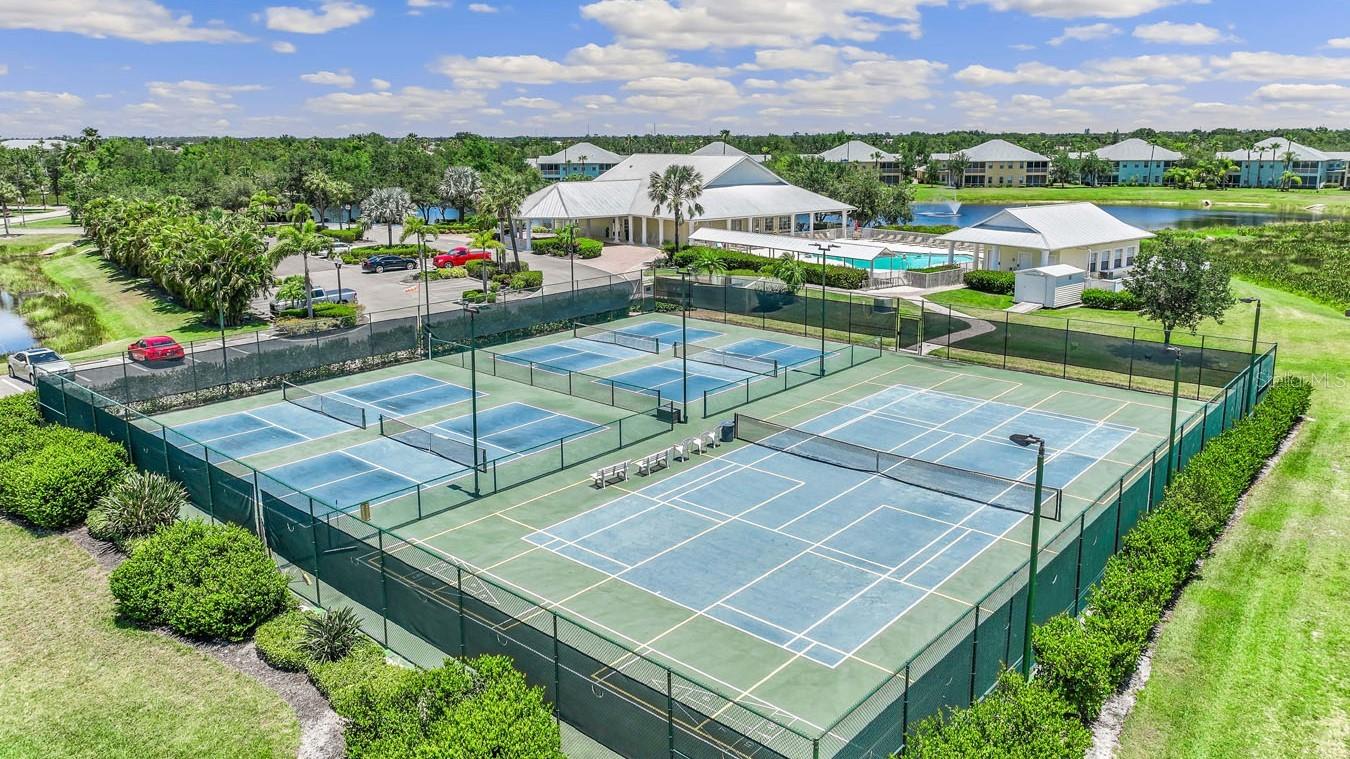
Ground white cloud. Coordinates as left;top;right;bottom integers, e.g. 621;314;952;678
0;64;6;76
432;43;723;88
502;96;560;109
1049;23;1118;46
1329;37;1350;49
264;2;372;34
742;78;778;89
1059;82;1185;108
0;0;249;43
0;89;84;108
574;94;616;110
746;45;888;72
955;62;1094;86
1010;43;1037;51
370;78;390;90
1210;52;1350;81
969;0;1206;19
300;70;355;87
952;90;998;114
271;40;297;53
305;86;487;122
1133;21;1228;45
467;3;498;12
757;58;946;119
577;0;941;51
1252;83;1350;102
1090;54;1208;81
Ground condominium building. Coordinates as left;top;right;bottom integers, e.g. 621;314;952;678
526;142;626;181
930;139;1050;187
1077;138;1182;186
1216;137;1345;189
808;140;904;185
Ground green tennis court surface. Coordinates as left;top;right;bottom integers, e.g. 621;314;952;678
151;313;1202;750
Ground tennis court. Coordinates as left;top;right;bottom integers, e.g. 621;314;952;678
169;402;354;459
524;382;1132;668
498;322;723;374
603;336;828;403
323;373;477;417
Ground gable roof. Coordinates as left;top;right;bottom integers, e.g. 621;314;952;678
693;141;747;156
531;141;626;165
932;139;1050;163
1217;137;1335;163
937;202;1153;250
1089;138;1182;162
817;140;895;162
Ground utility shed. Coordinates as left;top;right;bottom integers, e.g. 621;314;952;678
1014;264;1086;308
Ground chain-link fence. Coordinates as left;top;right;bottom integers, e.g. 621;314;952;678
34;285;1279;759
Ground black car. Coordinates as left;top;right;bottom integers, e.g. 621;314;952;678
361;255;419;273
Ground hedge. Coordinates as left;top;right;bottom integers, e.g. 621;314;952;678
904;671;1091;759
255;609;312;672
319;227;363;243
0;423;129;529
964;270;1015;295
531;236;603;259
670;247;870;289
277;302;359;322
510;270;543;290
110;519;290;641
1080;288;1140;311
906;376;1312;755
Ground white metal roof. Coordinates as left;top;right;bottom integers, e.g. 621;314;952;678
938;202;1154;251
816;140;895;162
518;155;852;221
1216;137;1335;163
931;139;1050;163
1089;138;1182;162
688;228;929;264
1017;264;1084;277
693;141;746;157
530;141;626;165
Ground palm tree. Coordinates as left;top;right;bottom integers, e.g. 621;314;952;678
288;202;313;228
945;151;970;189
1280;149;1299;190
0;180;19;237
764;253;805;295
690;249;728;282
362;187;414;245
556;222;581;287
400;215;439;316
1280;171;1302;192
647;164;704;258
247;190;282;223
478;170;529;269
469;228;503;257
271;219;329;317
438;166;482;223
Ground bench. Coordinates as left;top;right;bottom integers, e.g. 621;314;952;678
591;461;628;488
636;449;669;476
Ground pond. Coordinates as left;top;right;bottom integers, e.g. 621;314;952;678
0;291;38;354
906;202;1317;230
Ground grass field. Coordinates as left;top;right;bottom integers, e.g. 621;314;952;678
0;518;299;759
1117;280;1350;757
41;247;267;358
913;184;1350;214
16;215;75;228
923;288;1013;311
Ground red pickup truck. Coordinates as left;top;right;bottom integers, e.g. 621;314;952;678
432;247;494;269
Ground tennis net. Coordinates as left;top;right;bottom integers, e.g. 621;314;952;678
675;342;779;377
379;416;488;471
573;323;660;353
282;381;367;428
734;414;1062;520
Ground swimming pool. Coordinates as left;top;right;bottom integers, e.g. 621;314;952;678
828;253;975;271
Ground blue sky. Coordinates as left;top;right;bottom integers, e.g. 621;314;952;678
1;0;1348;137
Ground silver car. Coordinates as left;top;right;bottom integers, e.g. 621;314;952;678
7;348;73;384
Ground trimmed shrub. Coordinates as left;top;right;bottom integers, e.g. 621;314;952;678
669;247;871;290
1081;288;1140;311
464;258;495;276
277;302;359;322
0;425;128;529
255;609;312;672
109;519;289;641
510;270;543;290
90;470;188;547
904;670;1091;759
964;270;1015;294
319;227;363;243
912;263;961;274
302;606;363;664
531;236;603;259
462;288;497;304
309;640;411;716
0;391;43;460
1030;615;1116;723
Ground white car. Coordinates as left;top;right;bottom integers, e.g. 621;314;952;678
7;348;73;384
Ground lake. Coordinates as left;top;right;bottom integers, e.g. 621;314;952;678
907;202;1316;230
0;291;38;354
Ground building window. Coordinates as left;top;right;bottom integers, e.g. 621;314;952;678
1089;251;1098;273
1114;248;1123;268
1126;246;1136;267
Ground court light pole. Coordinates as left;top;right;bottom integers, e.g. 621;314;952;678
810;242;840;376
679;267;690;424
333;260;344;303
1165;346;1182;487
1239;297;1262;415
1009;432;1046;679
462;302;482;495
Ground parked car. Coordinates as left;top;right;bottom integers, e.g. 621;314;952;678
6;348;72;383
127;336;185;362
433;247;494;269
361;254;419;273
269;287;358;314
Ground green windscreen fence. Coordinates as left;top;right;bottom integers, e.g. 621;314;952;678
35;334;1276;759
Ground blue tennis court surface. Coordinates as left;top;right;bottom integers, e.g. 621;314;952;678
262;402;603;512
328;373;477;417
499;337;648;373
605;359;757;403
170;402;351;458
719;338;822;369
614;320;721;347
526;383;1136;667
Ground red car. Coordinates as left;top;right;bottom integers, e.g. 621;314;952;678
432;247;493;269
127;336;185;362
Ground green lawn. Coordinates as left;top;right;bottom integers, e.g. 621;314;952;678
924;288;1013;311
41;247;267;359
0;517;299;759
912;184;1350;214
1116;280;1350;757
17;215;75;228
